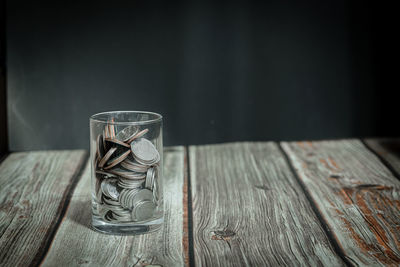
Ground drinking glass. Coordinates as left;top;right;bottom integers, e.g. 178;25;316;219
89;111;163;235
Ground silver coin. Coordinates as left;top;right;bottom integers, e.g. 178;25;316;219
101;179;120;200
112;208;131;217
104;210;116;222
112;211;132;222
119;188;141;210
120;158;149;173
108;167;146;180
149;166;158;194
97;204;109;218
102;195;122;206
118;177;144;189
112;207;132;222
98;147;117;168
131;189;153;206
116;125;139;142
152;177;159;204
102;195;120;206
145;167;155;190
134;150;160;166
130;138;160;165
104;149;131;170
102;203;126;215
131;200;156;221
126;128;149;144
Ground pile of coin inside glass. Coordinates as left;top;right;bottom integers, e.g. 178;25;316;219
93;123;160;223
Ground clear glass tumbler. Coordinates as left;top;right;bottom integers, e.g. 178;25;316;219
89;111;163;235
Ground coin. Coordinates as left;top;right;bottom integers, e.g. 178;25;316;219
104;149;131;170
102;135;108;152
94;123;161;224
112;210;132;222
108;167;146;180
97;204;109;218
118;177;144;189
152;177;159;203
101;179;120;200
102;195;120;206
93;154;99;170
108;121;115;138
102;197;125;215
119;188;141;210
103;202;126;213
131;200;156;221
116;125;139;142
95;175;103;203
130;138;160;165
98;147;117;168
145;167;155;190
113;208;131;217
96;170;116;179
126;128;149;144
110;125;115;138
104;126;110;139
104;210;116;222
131;188;153;205
96;134;105;159
104;138;130;148
120;158;149;173
135;151;160;166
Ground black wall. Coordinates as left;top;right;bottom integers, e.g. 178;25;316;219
1;0;7;156
6;0;398;150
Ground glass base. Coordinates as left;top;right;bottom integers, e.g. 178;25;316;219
91;215;163;235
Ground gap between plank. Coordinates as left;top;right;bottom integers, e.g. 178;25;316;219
361;139;400;182
277;143;354;267
31;151;89;267
185;146;195;267
182;147;190;266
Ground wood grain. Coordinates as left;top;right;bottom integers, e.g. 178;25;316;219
281;140;400;266
0;150;87;266
189;142;344;266
364;138;400;176
41;146;187;267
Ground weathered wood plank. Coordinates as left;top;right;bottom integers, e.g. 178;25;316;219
364;138;400;176
41;146;187;267
0;150;87;266
281;140;400;266
189;142;344;266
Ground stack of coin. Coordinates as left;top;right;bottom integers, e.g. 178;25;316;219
93;123;160;223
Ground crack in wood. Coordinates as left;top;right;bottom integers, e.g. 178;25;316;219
329;174;342;179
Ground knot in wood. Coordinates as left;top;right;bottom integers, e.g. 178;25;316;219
211;229;236;241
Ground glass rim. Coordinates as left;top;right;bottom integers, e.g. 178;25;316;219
90;110;162;125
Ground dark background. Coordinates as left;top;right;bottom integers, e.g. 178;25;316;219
1;0;6;156
3;0;399;151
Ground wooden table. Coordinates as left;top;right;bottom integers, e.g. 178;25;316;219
1;139;400;266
